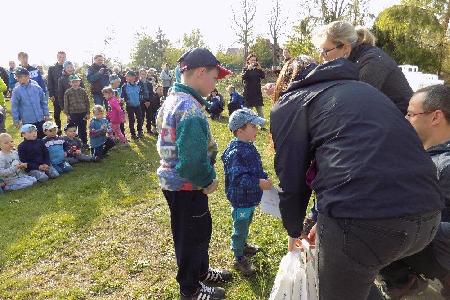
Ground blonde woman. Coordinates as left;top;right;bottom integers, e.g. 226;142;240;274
313;21;412;115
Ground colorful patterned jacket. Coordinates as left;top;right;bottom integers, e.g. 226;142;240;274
156;83;217;191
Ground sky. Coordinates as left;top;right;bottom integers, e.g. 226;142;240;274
1;0;399;67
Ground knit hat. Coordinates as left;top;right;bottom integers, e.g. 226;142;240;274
228;108;265;132
15;67;29;76
178;48;232;79
68;74;81;81
63;61;73;70
20;123;37;133
109;74;120;83
126;70;137;77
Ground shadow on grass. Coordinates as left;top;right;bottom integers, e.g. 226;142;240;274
0;138;160;268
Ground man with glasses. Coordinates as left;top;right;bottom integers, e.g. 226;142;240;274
381;84;450;299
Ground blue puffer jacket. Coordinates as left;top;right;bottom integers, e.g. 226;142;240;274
11;81;49;124
43;136;67;165
221;139;267;208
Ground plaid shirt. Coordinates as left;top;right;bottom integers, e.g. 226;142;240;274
221;139;267;208
64;87;90;114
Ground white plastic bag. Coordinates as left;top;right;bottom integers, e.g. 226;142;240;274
261;187;281;218
269;251;308;300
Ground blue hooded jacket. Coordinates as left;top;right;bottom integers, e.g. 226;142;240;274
11;81;49;124
24;65;47;92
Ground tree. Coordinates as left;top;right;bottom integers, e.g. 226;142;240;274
373;5;444;73
268;0;286;66
182;29;206;50
401;0;450;75
215;49;244;72
231;0;257;65
249;37;273;68
312;0;373;24
131;28;171;69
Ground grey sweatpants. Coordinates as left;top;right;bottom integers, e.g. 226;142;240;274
4;175;37;191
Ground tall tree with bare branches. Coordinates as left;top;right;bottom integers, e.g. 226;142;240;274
232;0;257;66
268;0;286;66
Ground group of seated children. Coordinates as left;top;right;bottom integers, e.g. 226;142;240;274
0;71;165;193
204;85;244;120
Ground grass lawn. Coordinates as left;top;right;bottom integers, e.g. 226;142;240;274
0;88;289;299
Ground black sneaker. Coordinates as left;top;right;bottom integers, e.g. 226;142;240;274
201;268;232;283
180;282;225;300
243;244;260;257
234;256;256;276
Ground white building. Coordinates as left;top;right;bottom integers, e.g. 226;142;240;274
399;64;444;92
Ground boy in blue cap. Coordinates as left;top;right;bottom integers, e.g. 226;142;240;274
221;108;272;276
121;70;143;139
11;67;49;139
156;48;232;300
18;124;59;181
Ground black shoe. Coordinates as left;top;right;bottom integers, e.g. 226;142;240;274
243;244;260;257
234;256;256;276
201;268;232;284
137;132;144;139
180;282;225;300
131;135;138;140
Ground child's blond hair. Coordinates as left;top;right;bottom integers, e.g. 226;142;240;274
93;105;105;114
0;133;12;144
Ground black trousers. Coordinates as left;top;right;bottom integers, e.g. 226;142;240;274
53;98;62;130
126;105;143;136
163;86;170;97
141;101;153;131
91;137;115;158
163;190;212;296
32;120;45;139
69;113;88;144
317;211;440;300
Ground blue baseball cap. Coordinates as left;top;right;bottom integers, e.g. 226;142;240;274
228;108;266;132
20;123;37;133
178;48;232;79
15;67;29;76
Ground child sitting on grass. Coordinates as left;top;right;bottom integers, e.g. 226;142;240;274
205;88;224;120
89;105;115;159
221;108;272;276
227;85;244;116
102;86;127;145
18;124;59;182
0;133;37;190
63;123;96;164
43;121;73;175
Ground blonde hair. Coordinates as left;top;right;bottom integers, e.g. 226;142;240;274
355;26;377;46
313;21;358;47
0;133;12;143
93;105;105;114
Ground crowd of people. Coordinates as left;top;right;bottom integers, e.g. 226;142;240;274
1;19;449;300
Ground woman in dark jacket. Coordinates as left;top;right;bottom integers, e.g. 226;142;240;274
313;21;412;115
242;53;265;119
270;57;443;300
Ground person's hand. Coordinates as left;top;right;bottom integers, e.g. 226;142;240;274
144;102;150;108
101;124;107;130
39;164;49;171
44;116;50;121
49;96;55;103
259;179;272;190
263;83;276;96
202;179;219;195
17;162;27;170
66;115;71;122
305;224;317;246
288;236;301;252
75;149;81;155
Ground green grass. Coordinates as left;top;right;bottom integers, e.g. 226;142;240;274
0;83;290;300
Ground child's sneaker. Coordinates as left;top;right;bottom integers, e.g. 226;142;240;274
180;282;225;300
234;256;256;276
201;268;232;283
243;243;260;257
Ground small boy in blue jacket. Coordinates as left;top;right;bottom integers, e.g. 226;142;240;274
221;108;272;276
89;105;115;159
226;85;244;116
42;121;73;175
121;70;143;139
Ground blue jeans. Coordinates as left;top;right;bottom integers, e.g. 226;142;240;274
53;162;73;174
231;206;256;258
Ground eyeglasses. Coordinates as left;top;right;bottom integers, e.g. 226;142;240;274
405;111;434;119
319;43;344;57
